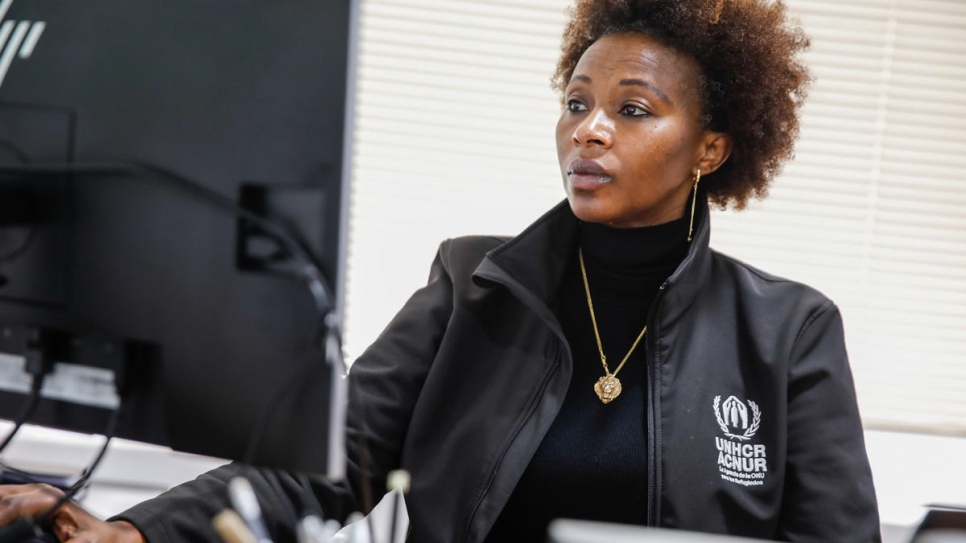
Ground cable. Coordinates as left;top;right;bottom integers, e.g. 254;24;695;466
0;225;38;265
0;141;31;164
0;161;335;316
0;141;39;267
0;371;46;454
241;322;348;482
64;405;121;498
0;405;121;543
241;357;314;466
0;404;119;494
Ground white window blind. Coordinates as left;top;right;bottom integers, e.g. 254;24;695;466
345;0;567;356
345;0;966;435
712;0;966;435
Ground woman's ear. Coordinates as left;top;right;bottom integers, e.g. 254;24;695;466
696;132;733;175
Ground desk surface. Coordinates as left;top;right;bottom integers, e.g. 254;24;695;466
0;421;225;518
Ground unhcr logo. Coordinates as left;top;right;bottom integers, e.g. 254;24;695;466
0;0;46;88
712;395;768;487
713;394;760;440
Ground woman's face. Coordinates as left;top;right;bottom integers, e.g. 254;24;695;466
556;33;727;228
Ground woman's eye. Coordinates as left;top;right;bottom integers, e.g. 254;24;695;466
620;104;648;116
566;100;587;112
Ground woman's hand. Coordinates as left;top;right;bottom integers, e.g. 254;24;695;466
0;484;145;543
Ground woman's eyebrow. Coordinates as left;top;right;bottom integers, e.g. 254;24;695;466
570;74;673;106
619;78;672;106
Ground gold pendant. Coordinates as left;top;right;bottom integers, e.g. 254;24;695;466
594;374;622;404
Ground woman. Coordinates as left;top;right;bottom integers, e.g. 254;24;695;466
0;0;880;541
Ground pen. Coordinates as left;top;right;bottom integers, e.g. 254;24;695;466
213;510;257;543
228;477;273;543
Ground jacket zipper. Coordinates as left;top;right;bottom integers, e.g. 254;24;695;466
646;284;667;527
464;268;571;543
462;350;560;543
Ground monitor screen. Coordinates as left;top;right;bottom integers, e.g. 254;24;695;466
0;0;353;477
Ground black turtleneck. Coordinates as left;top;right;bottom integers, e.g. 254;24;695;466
484;215;689;542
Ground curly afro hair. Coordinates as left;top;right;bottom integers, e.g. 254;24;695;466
553;0;810;209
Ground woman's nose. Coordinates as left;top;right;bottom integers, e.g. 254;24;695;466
572;108;614;148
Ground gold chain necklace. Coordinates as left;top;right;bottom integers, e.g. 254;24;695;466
579;247;648;404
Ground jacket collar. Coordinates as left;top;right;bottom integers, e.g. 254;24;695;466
473;195;713;326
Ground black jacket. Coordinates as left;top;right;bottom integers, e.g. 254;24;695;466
118;198;880;542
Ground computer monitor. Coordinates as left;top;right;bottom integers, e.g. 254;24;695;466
0;0;354;478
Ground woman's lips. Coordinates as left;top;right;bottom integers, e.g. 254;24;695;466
567;159;612;190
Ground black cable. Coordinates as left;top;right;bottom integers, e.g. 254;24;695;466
0;371;46;454
0;161;335;316
0;225;38;265
0;140;31;165
240;325;350;530
0;141;39;266
240;309;342;465
241;357;313;465
0;405;121;543
0;404;120;492
64;405;121;498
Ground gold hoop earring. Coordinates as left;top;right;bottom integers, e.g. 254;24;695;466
688;169;701;243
